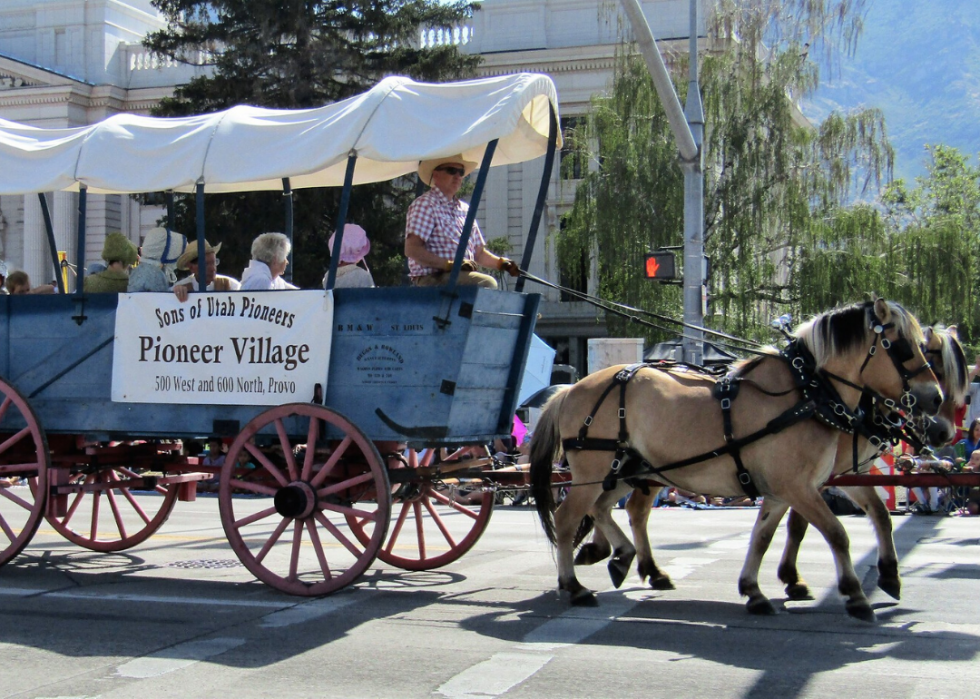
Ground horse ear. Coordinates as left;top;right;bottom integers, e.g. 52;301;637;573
873;298;891;326
948;324;959;339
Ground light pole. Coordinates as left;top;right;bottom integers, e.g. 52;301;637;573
619;0;704;364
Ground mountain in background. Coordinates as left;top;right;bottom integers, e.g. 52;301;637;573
802;0;980;184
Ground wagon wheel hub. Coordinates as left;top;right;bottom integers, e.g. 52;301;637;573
274;481;316;519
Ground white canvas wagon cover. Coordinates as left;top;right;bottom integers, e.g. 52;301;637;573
0;72;559;196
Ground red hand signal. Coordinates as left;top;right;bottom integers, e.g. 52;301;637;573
646;256;661;277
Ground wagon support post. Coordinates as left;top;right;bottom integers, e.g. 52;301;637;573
75;185;87;298
516;105;558;293
619;0;704;364
195;181;206;291
446;139;498;294
37;193;65;294
325;152;358;290
282;178;294;284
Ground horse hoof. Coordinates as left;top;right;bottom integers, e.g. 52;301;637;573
649;575;675;591
846;601;876;623
746;597;777;616
784;583;812;601
574;543;609;566
877;577;901;601
571;590;599;607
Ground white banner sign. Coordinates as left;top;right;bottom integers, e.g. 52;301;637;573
111;291;333;405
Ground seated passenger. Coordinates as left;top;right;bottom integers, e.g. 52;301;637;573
323;224;375;289
173;239;241;302
83;232;138;293
129;226;187;292
240;232;298;291
6;270;55;295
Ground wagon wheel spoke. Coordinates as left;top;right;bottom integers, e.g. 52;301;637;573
104;487;127;540
317;501;379;522
429;486;483;520
413;501;426;558
118;466;168;498
0;513;16;542
0;396;11;424
310;437;352;489
0;484;35;511
59;473;95;529
232;506;279;530
315;471;374;499
116;477;153;526
422;495;457;548
89;488;103;541
255;516;291;565
274;419;299;481
287;520;303;582
227;479;278;497
305;518;332;581
300;417;319;481
384;501;413;555
0;427;31;457
245;441;289;488
313;511;363;559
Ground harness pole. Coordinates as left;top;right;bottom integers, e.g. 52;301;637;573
619;0;704;364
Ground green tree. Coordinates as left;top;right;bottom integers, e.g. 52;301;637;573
144;0;480;286
559;0;892;344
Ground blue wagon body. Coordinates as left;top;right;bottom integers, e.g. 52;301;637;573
0;286;539;445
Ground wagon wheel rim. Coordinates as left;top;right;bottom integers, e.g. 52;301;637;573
0;378;49;567
347;447;494;571
31;462;179;553
219;403;390;596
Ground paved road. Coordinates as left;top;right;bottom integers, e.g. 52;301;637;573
1;495;978;699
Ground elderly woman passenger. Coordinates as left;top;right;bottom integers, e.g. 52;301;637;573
240;232;298;291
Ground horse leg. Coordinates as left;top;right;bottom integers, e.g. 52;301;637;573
777;508;813;600
590;484;636;589
787;489;875;622
738;498;790;615
554;480;604;606
626;487;674;590
844;485;900;600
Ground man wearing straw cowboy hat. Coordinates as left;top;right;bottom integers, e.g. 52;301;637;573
172;238;241;302
405;154;520;289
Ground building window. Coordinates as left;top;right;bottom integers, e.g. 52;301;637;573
560;117;586;180
557;218;588;302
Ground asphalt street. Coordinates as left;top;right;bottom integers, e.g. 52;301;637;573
1;494;978;699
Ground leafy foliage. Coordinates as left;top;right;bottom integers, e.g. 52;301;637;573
144;0;479;287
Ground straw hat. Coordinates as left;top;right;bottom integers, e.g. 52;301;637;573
177;239;222;271
101;232;139;266
328;224;371;264
417;154;478;185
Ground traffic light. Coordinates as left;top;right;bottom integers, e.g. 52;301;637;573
644;251;676;281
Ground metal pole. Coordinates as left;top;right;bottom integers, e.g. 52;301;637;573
620;0;704;364
516;105;558;293
325;152;357;290
682;0;704;364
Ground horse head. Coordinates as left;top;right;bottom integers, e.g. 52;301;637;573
916;325;970;446
795;298;943;418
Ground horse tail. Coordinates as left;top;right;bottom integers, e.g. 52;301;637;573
530;386;570;547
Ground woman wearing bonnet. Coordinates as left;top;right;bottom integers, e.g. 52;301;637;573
128;226;187;292
323;223;375;289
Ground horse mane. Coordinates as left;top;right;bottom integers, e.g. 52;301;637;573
937;326;969;405
792;300;925;369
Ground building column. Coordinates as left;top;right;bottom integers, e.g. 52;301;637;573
22;194;48;288
53;191;76;291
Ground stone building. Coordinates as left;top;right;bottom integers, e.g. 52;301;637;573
0;0;703;375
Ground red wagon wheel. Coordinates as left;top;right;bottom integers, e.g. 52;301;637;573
219;403;390;596
35;464;179;552
348;447;494;571
0;377;49;567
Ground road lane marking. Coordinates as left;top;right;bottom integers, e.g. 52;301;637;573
437;653;552;699
259;594;361;628
115;637;245;679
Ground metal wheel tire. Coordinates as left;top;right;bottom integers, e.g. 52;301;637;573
348;447;494;571
0;378;49;567
219;403;390;596
34;465;179;552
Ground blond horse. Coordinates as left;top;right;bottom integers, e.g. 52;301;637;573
578;325;968;612
530;299;942;621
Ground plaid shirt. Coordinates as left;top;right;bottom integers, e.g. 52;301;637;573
405;188;485;277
